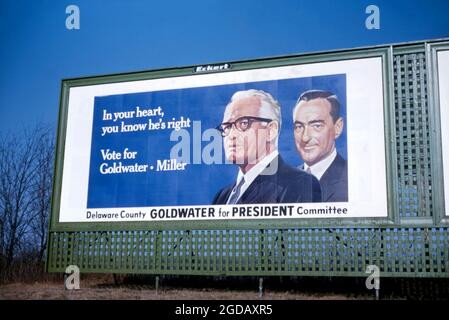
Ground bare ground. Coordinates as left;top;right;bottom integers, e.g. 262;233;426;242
0;279;372;300
2;274;447;300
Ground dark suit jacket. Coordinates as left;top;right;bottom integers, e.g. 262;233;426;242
213;156;322;204
319;153;348;202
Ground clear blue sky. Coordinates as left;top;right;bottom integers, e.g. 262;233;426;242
0;0;448;133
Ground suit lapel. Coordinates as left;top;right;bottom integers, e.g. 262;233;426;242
320;154;344;186
237;178;271;204
236;157;283;204
320;154;346;201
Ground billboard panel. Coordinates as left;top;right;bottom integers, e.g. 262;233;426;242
437;49;449;217
56;54;389;225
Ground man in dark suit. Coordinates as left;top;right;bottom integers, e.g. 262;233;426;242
293;90;348;202
213;89;321;204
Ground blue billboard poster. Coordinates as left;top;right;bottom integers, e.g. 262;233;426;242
58;57;388;223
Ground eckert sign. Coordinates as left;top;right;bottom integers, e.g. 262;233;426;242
194;63;231;73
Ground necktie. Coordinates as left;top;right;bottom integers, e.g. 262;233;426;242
306;167;312;174
227;177;245;204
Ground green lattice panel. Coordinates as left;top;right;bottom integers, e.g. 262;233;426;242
47;228;449;277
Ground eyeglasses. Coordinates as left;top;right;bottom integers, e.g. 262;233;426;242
216;116;273;137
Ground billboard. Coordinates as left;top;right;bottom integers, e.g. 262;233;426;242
437;49;449;217
55;52;390;227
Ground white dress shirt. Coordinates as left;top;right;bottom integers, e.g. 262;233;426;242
303;148;336;180
227;150;279;204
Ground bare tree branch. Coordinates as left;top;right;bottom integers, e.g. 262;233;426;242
0;124;55;273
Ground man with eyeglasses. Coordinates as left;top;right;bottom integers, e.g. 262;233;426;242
212;89;321;205
293;90;348;202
